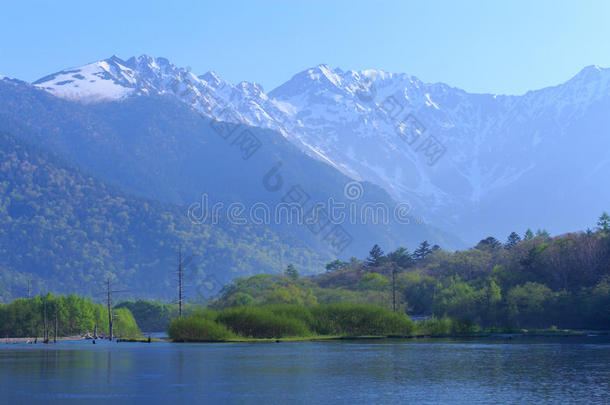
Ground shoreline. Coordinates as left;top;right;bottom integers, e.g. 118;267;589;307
172;329;610;343
2;336;85;344
4;330;607;344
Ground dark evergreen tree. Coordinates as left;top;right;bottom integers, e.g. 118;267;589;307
476;236;502;251
413;241;432;261
598;212;610;232
387;247;414;268
285;264;299;280
505;232;521;250
366;244;385;267
325;259;349;273
523;229;534;240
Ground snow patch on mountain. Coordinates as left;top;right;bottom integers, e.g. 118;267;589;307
33;57;137;102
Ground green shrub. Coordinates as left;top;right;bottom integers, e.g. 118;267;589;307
266;304;315;328
168;316;234;342
311;304;414;336
449;318;480;334
415;317;452;335
415;317;480;335
216;306;311;338
113;307;142;339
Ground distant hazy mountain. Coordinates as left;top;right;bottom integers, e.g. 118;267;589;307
31;56;610;242
0;76;457;268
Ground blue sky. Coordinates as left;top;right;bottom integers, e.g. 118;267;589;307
1;0;609;95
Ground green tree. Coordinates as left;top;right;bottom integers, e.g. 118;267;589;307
523;229;534;240
597;212;610;232
365;244;385;267
357;273;390;291
285;264;299;280
413;241;432;261
325;259;349;273
505;232;521;250
387;247;414;268
476;236;502;251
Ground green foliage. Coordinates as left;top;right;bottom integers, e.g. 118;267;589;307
505;232;521;250
325;259;349;272
357;273;389;291
114;300;181;332
216;306;311;338
506;282;555;327
212;229;610;330
387;247;414;268
285;264;299;280
0;131;327;300
112;307;141;339
171;303;416;340
168;313;235;342
365;244;385;267
476;236;502;251
311;304;415;336
415;317;480;335
598;212;610;233
0;293;140;338
413;241;432;261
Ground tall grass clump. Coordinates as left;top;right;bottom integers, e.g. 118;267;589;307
168;312;234;342
216;306;311;338
415;317;480;336
311;304;415;336
266;304;315;328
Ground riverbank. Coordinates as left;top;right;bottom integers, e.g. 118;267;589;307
2;335;85;344
173;329;609;343
167;304;610;343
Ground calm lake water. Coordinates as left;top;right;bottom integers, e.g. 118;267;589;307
0;336;608;404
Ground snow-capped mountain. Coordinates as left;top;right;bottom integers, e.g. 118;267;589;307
32;56;610;242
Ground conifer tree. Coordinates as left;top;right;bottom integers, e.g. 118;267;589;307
366;244;385;267
598;212;610;232
505;232;521;249
285;264;299;280
413;241;432;261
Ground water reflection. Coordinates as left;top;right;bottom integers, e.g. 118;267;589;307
0;336;608;403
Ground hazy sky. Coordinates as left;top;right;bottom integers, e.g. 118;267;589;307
1;0;609;95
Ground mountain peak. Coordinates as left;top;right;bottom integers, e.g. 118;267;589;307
572;64;607;81
199;71;222;87
107;54;124;63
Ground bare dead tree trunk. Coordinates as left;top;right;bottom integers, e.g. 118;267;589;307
54;308;58;344
107;279;113;341
392;265;397;312
178;246;183;318
43;298;48;343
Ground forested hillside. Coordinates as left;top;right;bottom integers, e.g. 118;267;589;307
214;225;610;330
0;131;326;301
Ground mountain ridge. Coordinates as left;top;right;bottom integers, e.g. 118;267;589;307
20;56;610;242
